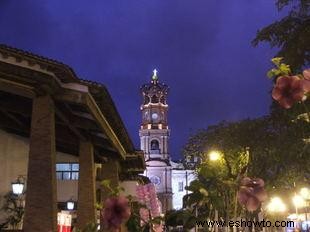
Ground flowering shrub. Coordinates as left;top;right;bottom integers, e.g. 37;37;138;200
136;183;161;217
136;183;163;232
139;207;150;226
95;180;164;232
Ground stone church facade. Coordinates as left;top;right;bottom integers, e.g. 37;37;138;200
139;70;196;213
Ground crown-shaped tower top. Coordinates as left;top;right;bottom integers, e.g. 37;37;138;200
140;69;169;105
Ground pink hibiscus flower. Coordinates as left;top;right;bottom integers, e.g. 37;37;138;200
272;76;305;109
102;196;131;231
237;177;267;212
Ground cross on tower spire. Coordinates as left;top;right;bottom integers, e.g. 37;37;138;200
152;69;158;81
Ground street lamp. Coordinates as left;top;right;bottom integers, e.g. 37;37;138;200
266;197;287;232
293;195;306;209
300;187;310;200
11;176;25;195
292;194;307;232
299;187;310;231
10;176;26;229
66;198;75;210
267;196;287;213
204;150;221;232
208;150;221;161
292;194;306;221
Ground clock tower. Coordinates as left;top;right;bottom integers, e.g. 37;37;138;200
139;70;172;212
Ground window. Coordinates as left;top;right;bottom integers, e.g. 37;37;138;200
151;95;159;103
56;163;79;180
96;167;102;180
160;97;166;104
96;189;101;204
150;140;159;150
178;182;184;192
151;125;158;129
144;96;150;105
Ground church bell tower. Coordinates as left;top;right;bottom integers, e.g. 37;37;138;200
139;70;172;213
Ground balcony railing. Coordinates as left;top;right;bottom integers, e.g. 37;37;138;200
150;149;160;154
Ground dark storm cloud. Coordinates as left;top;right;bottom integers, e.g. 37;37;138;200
0;1;280;159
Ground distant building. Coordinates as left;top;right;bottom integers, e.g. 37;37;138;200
170;161;196;210
139;70;196;213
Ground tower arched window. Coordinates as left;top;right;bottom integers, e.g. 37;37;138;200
150;140;159;150
151;95;159;103
144;96;150;104
160;96;166;104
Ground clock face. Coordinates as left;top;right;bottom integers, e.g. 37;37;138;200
150;176;161;185
151;113;159;120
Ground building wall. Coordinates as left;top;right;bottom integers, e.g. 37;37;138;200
56;153;79;203
144;164;172;193
171;170;196;209
0;129;81;220
0;129;29;222
139;129;170;160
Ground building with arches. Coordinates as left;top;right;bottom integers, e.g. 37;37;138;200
0;45;146;231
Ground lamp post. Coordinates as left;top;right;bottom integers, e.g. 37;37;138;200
11;176;26;209
299;187;310;231
11;176;26;195
267;197;287;214
66;198;75;211
206;150;222;232
292;194;306;232
10;176;26;229
293;195;306;213
266;197;287;232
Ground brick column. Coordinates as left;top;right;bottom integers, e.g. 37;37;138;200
23;95;57;232
100;158;120;232
76;141;96;229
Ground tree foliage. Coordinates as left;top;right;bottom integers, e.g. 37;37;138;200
183;116;309;188
0;191;24;230
252;0;310;71
165;209;197;232
182;115;309;221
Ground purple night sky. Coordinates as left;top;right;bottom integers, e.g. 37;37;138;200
0;1;283;159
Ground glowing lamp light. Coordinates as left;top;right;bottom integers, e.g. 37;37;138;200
300;187;310;200
267;197;287;213
293;195;306;208
209;151;221;161
67;200;75;210
11;179;25;195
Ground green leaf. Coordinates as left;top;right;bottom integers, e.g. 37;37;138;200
271;57;283;66
126;214;141;232
267;69;278;79
101;179;111;188
278;63;291;75
151;216;163;224
199;188;209;197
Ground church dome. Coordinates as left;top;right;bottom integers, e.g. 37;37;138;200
140;69;169;105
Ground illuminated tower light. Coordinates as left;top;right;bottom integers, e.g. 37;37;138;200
152;69;158;80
